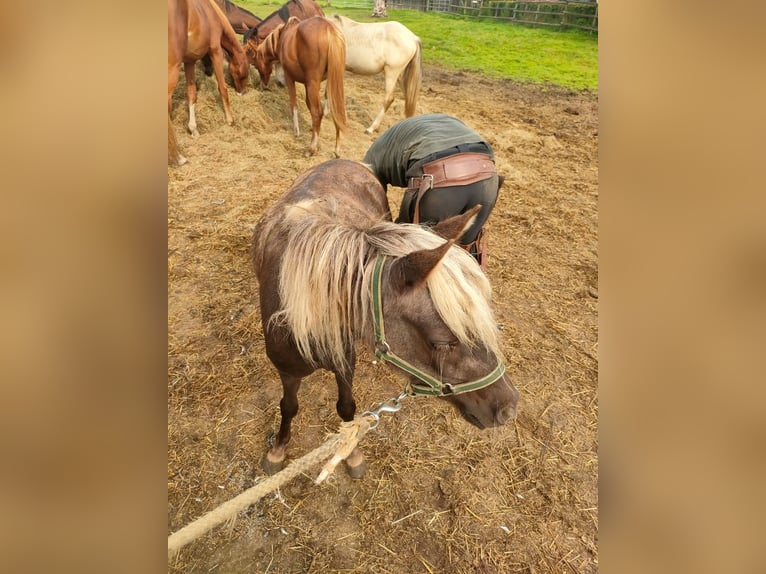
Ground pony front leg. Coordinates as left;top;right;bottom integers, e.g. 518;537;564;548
263;371;302;474
183;62;200;137
334;361;366;479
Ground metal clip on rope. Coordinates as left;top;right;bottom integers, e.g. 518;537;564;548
361;391;409;429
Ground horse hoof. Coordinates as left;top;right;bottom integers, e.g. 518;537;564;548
262;455;285;475
364;127;374;135
345;459;367;480
190;129;200;138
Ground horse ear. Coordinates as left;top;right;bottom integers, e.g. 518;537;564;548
430;205;481;242
390;239;454;291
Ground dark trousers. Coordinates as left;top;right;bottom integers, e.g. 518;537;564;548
398;143;499;253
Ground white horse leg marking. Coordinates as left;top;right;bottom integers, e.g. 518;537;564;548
292;106;300;136
188;102;199;137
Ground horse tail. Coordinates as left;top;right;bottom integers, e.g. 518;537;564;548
402;38;423;117
325;24;347;133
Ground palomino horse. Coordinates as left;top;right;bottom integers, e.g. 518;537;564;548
252;159;519;478
252;16;347;157
168;0;249;137
242;0;325;87
329;14;422;134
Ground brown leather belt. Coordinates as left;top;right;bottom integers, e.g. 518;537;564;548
408;152;495;191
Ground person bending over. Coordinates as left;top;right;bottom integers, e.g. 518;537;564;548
363;113;504;268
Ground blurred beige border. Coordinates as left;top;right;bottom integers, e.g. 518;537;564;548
601;1;766;572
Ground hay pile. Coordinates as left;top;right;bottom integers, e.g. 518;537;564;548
168;64;598;572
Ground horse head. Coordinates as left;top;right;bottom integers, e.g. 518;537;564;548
228;51;250;94
377;208;519;428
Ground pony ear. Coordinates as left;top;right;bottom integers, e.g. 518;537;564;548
390;239;454;291
430;205;481;242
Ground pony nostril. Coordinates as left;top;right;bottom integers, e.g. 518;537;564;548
495;405;517;425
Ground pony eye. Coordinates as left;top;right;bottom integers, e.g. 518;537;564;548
432;341;458;352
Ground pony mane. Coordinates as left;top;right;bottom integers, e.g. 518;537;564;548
269;198;502;374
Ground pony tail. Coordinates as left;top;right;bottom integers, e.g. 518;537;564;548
325;25;347;133
402;39;422;118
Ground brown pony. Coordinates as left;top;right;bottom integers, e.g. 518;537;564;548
168;0;250;137
252;159;519;478
252;16;347;157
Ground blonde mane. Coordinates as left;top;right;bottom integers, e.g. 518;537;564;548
268;198;502;374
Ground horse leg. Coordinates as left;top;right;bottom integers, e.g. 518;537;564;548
263;371;302;474
209;48;234;125
304;79;323;157
168;114;187;167
183;62;200;137
273;62;286;87
334;356;367;479
285;78;300;137
366;68;400;134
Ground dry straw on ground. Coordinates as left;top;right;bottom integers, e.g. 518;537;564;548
169;63;598;572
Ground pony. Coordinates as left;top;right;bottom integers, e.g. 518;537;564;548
252;16;347;157
168;0;249;137
252;159;519;478
329;14;422;134
242;0;325;87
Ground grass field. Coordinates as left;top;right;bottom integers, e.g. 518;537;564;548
235;0;598;90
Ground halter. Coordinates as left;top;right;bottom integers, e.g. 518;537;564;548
371;254;506;396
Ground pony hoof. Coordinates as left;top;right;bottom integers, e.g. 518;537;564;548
345;459;367;479
364;128;374;135
262;455;285;475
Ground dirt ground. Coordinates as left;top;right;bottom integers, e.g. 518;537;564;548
168;62;598;573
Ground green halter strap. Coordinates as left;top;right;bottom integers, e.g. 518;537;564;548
371;254;506;396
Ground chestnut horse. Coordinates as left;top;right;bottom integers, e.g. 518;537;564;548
242;0;325;87
329;15;423;134
214;0;261;33
252;16;347;157
168;0;249;137
243;0;324;44
252;159;519;477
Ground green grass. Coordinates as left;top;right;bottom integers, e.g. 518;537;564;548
236;1;597;90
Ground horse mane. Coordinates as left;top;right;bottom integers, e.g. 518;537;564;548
262;22;285;57
265;198;502;374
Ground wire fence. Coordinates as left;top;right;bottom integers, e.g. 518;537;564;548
327;0;598;33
